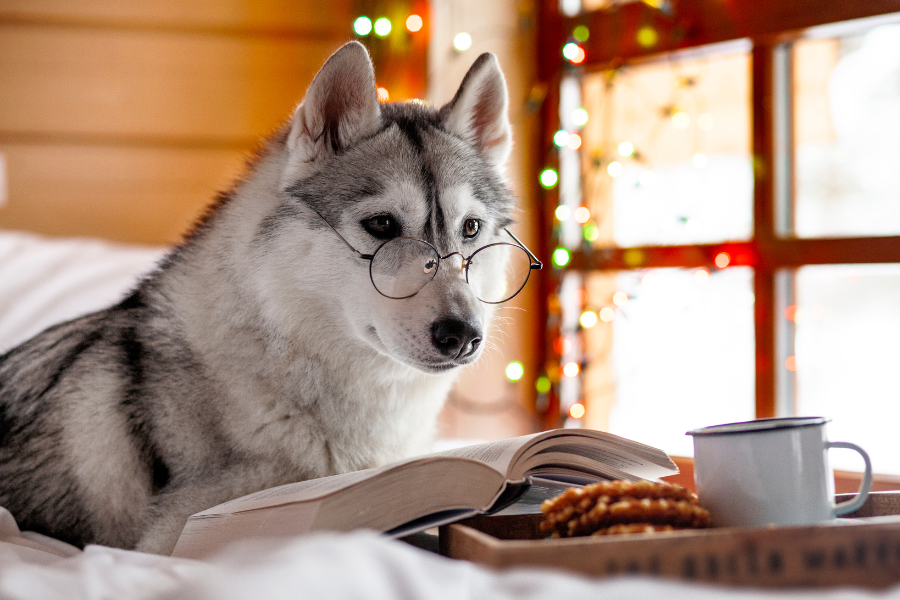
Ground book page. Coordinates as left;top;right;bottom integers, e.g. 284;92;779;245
430;431;543;474
195;465;395;516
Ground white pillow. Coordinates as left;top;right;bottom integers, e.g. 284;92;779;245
0;231;166;354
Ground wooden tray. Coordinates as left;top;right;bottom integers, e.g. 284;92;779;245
439;492;900;589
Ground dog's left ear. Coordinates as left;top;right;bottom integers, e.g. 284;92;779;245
283;42;381;182
440;53;512;169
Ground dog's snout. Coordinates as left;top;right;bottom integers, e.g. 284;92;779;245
431;318;482;359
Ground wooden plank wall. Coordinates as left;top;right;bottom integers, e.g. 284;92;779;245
0;0;354;245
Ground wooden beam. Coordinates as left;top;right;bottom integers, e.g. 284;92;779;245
564;0;900;69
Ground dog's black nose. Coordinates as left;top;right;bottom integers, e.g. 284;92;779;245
431;318;482;359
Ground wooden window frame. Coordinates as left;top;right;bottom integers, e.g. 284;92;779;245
534;0;900;427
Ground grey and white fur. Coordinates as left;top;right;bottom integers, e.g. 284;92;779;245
0;42;518;554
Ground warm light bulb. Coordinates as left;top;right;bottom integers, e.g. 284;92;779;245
505;361;524;381
572;108;588;126
553;130;569;147
552;248;571;267
373;17;392;36
406;14;423;32
453;32;472;51
562;43;580;61
573;206;590;224
573;25;590;42
354;16;373;36
540;168;558;188
563;362;580;377
715;252;730;269
580;311;598;328
569;403;586;419
618;141;634;157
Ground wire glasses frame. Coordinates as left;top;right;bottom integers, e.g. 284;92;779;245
310;208;542;304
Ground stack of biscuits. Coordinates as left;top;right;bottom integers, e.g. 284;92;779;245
539;480;711;538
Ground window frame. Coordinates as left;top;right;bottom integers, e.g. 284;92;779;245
535;0;900;427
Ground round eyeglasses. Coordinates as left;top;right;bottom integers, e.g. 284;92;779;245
310;210;542;304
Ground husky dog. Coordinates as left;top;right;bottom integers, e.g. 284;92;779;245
0;42;537;554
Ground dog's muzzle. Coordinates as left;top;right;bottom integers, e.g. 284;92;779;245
431;318;482;360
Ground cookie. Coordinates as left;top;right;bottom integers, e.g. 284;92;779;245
539;480;710;538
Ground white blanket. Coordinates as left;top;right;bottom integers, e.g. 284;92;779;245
0;507;896;600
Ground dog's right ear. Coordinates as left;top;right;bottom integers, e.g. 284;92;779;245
282;42;381;184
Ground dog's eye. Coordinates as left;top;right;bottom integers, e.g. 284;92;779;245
463;219;480;239
362;215;400;240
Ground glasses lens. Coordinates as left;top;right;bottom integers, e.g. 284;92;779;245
467;243;532;303
370;238;440;299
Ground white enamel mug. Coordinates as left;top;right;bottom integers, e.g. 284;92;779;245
688;417;872;527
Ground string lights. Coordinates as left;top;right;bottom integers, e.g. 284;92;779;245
539;4;715;428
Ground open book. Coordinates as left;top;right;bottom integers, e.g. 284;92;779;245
171;428;677;559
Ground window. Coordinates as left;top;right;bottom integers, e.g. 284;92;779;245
536;1;900;474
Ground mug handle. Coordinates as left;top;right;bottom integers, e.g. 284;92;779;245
827;441;872;517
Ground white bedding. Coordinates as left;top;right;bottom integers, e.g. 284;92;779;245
0;230;165;354
1;230;898;598
0;506;897;600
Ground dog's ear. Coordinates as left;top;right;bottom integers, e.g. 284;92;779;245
440;53;512;169
284;42;381;175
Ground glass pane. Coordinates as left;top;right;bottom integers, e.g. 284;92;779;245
582;267;755;457
794;25;900;238
579;49;752;248
794;264;900;474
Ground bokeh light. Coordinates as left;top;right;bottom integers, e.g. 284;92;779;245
636;26;658;48
599;307;615;322
535;376;552;394
607;161;623;177
406;14;423;32
566;133;582;150
562;43;580;61
613;291;628;306
373;17;392;36
618;141;635;157
695;268;710;282
582;222;599;242
715;252;731;269
580;310;598;328
552;247;571;267
540;168;559;188
555;205;571;221
563;362;581;377
573;25;590;42
376;87;389;102
569;403;586;419
505;361;524;381
354;16;373;35
553;130;569;147
572;108;589;126
573;206;590;224
453;32;472;51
